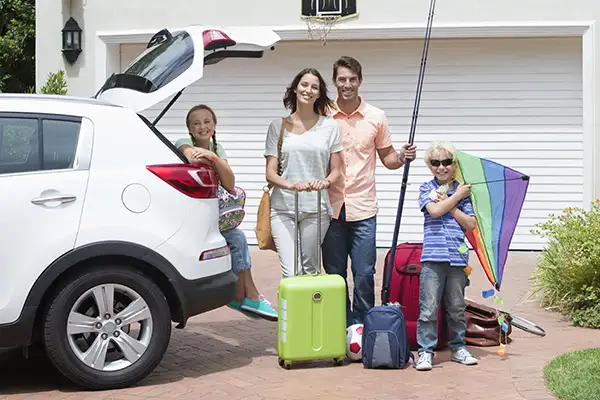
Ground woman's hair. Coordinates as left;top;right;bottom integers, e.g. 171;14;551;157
283;68;334;116
185;104;218;155
425;140;457;166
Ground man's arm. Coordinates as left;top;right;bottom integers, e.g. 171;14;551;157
377;145;404;170
378;143;418;170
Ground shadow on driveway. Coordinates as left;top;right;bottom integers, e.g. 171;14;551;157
0;317;277;395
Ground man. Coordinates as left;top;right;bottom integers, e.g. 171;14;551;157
323;56;417;327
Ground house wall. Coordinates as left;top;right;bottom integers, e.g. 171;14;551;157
35;0;600;201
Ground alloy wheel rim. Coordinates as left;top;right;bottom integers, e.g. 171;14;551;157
66;283;154;371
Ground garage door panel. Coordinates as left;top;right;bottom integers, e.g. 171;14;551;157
120;37;583;250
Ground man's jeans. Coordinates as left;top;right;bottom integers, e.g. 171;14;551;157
417;261;468;355
322;204;377;327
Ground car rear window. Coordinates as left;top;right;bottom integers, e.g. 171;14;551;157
100;31;194;94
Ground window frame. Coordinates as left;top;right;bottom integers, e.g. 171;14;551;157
0;112;84;176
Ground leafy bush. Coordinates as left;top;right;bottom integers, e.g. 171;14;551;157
531;201;600;328
39;70;68;95
27;70;68;95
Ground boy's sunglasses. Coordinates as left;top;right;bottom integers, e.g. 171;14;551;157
430;158;453;167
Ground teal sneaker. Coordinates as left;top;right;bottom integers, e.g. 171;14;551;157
227;299;260;319
240;296;278;321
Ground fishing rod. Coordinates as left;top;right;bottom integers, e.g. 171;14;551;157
382;0;437;305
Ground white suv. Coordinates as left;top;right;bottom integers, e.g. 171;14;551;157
0;26;280;390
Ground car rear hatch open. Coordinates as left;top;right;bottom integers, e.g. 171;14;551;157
94;25;280;124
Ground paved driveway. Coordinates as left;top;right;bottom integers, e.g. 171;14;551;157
1;250;599;399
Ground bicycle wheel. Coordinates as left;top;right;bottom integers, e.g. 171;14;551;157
505;313;546;337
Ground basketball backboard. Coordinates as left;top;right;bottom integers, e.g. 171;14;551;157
301;0;358;19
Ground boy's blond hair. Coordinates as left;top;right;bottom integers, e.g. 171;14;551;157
424;140;457;167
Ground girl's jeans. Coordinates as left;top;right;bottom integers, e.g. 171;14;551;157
220;228;251;275
417;261;468;355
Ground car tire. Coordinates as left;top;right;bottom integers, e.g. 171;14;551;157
42;265;172;390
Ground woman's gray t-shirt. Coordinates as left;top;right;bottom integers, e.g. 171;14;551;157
264;116;343;215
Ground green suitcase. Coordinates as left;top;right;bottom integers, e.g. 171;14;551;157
277;190;347;369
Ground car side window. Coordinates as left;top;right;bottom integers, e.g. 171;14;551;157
0;117;40;174
0;116;82;175
42;119;81;171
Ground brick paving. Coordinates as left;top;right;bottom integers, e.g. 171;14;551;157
1;249;599;399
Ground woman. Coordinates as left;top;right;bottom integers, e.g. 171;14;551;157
264;68;343;278
177;104;278;321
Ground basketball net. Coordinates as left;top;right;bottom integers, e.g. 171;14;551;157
304;16;341;45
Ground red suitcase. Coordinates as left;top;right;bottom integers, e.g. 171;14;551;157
383;242;448;350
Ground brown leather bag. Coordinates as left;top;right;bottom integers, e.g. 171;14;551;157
255;118;285;251
464;299;513;347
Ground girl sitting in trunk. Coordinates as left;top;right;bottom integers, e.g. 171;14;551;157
176;104;278;321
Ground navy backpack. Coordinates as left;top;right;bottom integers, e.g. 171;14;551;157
361;303;413;369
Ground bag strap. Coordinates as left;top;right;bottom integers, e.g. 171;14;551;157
265;118;286;192
277;117;285;176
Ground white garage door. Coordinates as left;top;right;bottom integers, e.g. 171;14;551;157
120;36;583;251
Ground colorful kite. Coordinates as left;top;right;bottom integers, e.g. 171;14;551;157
454;151;530;292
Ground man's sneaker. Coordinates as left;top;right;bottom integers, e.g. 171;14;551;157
452;347;478;365
415;352;433;371
241;296;278;321
227;299;260;319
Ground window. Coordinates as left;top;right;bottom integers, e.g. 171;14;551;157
0;116;81;175
42;119;81;170
98;31;194;94
0;118;40;174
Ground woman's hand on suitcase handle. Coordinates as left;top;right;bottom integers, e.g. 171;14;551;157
292;181;312;192
308;179;330;191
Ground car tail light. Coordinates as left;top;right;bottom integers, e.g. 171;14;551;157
147;164;218;198
200;245;230;261
203;29;236;51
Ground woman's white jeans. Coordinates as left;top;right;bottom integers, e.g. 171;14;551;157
270;209;330;278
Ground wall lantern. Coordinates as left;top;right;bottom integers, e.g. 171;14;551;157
62;17;82;64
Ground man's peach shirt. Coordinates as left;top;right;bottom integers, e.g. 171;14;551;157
329;98;393;222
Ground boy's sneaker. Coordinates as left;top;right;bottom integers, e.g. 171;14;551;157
452;347;478;365
241;295;278;321
415;352;433;371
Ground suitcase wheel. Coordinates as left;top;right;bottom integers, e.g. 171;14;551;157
333;357;345;366
278;358;292;369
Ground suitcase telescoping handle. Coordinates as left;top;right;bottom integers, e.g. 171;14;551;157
293;189;322;277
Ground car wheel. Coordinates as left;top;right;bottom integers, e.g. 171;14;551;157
42;265;172;390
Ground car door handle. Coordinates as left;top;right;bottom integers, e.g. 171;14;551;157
31;194;77;206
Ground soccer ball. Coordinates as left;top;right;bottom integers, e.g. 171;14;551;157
346;323;364;361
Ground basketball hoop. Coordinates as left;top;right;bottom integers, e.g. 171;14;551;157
304;15;342;45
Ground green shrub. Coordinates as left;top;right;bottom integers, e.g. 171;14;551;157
39;70;68;95
27;70;68;95
531;201;600;328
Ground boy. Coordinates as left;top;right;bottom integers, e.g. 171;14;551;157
415;141;478;371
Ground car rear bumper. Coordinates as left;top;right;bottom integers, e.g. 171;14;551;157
177;269;237;327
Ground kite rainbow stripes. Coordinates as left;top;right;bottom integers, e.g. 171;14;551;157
454;151;530;291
